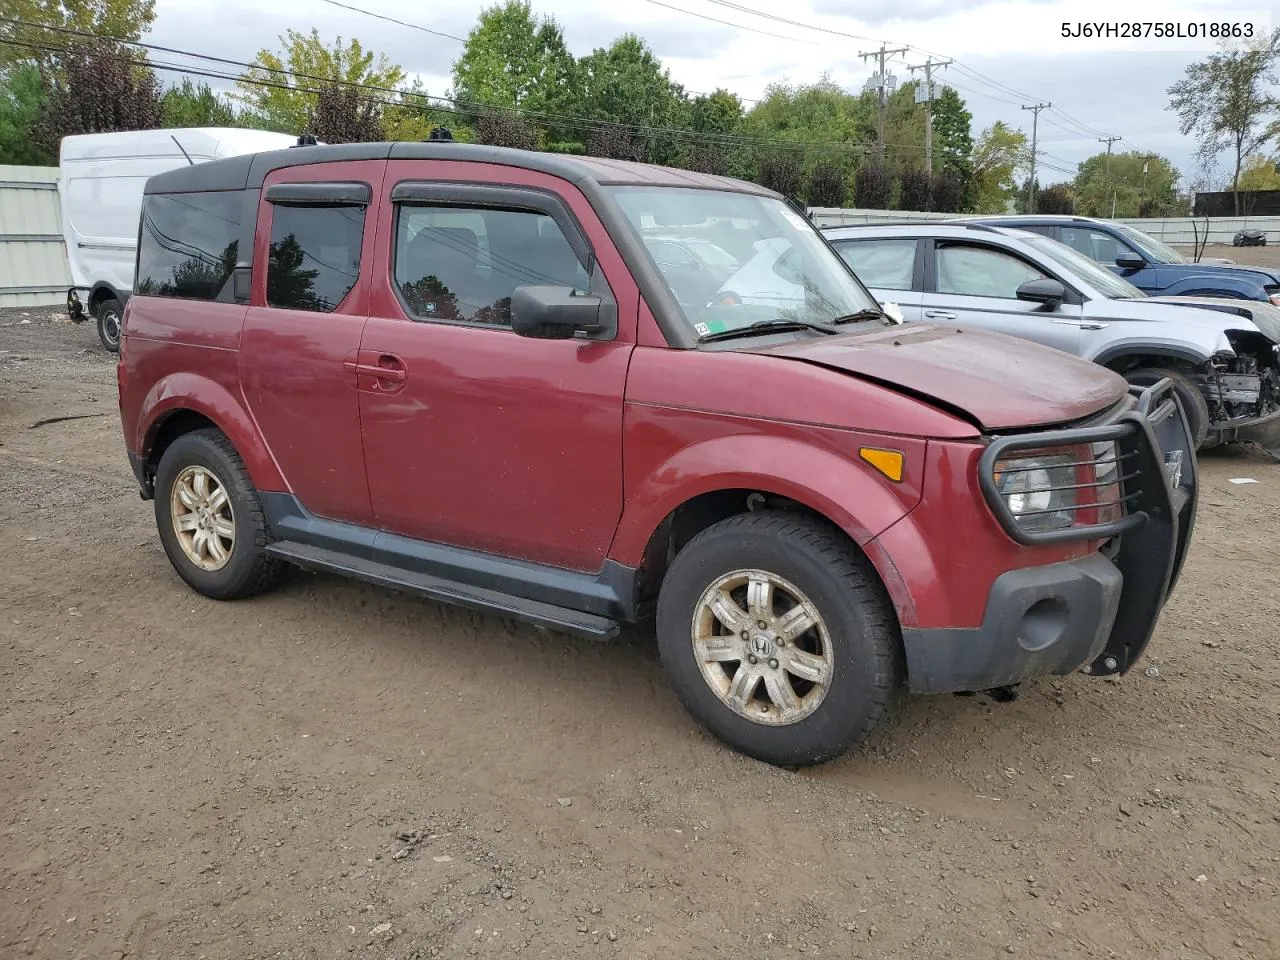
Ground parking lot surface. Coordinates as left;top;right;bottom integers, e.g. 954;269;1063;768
2;298;1278;960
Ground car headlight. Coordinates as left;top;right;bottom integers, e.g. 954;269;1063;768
992;451;1079;533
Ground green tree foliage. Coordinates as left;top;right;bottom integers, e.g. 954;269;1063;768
161;79;237;128
854;164;892;209
0;64;53;164
578;34;686;164
931;170;963;213
234;29;405;135
756;153;803;200
1168;29;1280;213
807;161;847;207
310;83;385;143
1037;183;1074;214
473;111;539;150
1239;153;1280;189
584;123;644;161
897;168;931;211
2;0;156;68
1073;150;1179;217
451;0;577;132
969;122;1028;213
38;42;161;155
931;86;973;181
383;79;467;143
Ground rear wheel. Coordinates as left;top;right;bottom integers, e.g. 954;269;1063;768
95;297;123;353
655;511;900;767
1124;367;1210;449
154;429;284;600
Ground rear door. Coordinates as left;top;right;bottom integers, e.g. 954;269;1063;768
829;236;924;321
921;238;1082;355
238;160;386;527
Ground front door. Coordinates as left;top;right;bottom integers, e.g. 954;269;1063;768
921;239;1082;356
357;170;636;572
238;162;385;526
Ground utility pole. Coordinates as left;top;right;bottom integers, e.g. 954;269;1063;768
1021;102;1050;213
1099;135;1120;218
908;56;952;175
859;42;910;164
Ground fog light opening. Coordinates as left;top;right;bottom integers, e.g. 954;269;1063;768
1018;597;1068;652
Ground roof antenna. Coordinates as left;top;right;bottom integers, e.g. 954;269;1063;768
170;134;194;166
427;126;454;142
292;133;319;149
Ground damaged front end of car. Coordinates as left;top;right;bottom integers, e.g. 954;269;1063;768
1202;331;1280;455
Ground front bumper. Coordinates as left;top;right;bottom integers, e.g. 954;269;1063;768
903;379;1198;694
1212;404;1280;452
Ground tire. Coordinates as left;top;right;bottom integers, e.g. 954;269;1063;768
1124;367;1210;449
153;428;284;600
95;297;123;353
655;511;900;767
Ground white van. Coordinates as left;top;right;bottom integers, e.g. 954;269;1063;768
59;127;299;351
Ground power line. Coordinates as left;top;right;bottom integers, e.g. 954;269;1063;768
698;0;891;44
318;0;466;43
639;0;818;45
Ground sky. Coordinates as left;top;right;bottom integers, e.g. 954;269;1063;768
146;0;1276;188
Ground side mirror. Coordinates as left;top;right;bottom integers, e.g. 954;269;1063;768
511;285;602;340
232;265;251;303
1115;252;1146;269
1016;277;1066;307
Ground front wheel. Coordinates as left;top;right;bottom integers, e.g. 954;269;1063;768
96;297;123;353
1124;367;1210;449
656;511;900;767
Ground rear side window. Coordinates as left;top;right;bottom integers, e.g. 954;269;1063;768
266;205;367;312
136;192;242;300
394;205;589;325
833;238;917;290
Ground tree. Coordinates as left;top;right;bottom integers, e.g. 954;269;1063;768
1239;153;1280;190
473;111;538;150
38;42;161;155
2;0;156;69
931;170;963;213
450;0;578;139
969;122;1028;213
1073;150;1179;217
931;86;973;181
0;64;53;164
161;79;237;128
854;164;892;209
310;83;385;143
807;161;847;207
234;29;404;134
897;168;932;211
1168;30;1280;214
756;154;803;200
585;123;644;161
1037;183;1074;214
383;79;467;143
579;34;687;164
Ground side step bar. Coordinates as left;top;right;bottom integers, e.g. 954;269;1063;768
265;541;621;640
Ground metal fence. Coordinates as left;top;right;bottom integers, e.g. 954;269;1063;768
807;207;1280;247
0;165;69;309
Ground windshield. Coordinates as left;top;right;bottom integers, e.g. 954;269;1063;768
1026;236;1147;299
606;186;881;339
1115;223;1186;264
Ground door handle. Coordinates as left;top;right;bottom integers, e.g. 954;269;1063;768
923;310;957;320
344;354;407;382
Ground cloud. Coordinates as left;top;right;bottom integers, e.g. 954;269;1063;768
808;0;1059;28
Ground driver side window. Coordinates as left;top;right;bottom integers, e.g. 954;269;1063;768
1060;227;1129;264
935;242;1047;299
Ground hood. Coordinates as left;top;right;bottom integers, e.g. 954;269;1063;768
746;324;1128;431
1142;295;1280;343
1166;260;1280;283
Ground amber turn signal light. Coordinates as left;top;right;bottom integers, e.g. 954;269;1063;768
859;447;904;482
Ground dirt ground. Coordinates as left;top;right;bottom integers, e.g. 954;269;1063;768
2;300;1278;960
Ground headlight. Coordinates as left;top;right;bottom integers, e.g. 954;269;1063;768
992;451;1079;533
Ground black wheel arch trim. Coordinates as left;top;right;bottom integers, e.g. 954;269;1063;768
1092;342;1210;369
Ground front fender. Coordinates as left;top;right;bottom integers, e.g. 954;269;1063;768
136;372;285;492
1088;336;1219;368
1161;274;1265;299
609;429;927;567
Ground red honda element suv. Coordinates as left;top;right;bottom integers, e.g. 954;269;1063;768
116;140;1198;766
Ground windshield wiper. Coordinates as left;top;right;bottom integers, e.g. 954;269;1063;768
699;318;839;342
828;308;892;325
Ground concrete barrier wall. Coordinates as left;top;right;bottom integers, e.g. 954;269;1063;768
0;165;70;308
